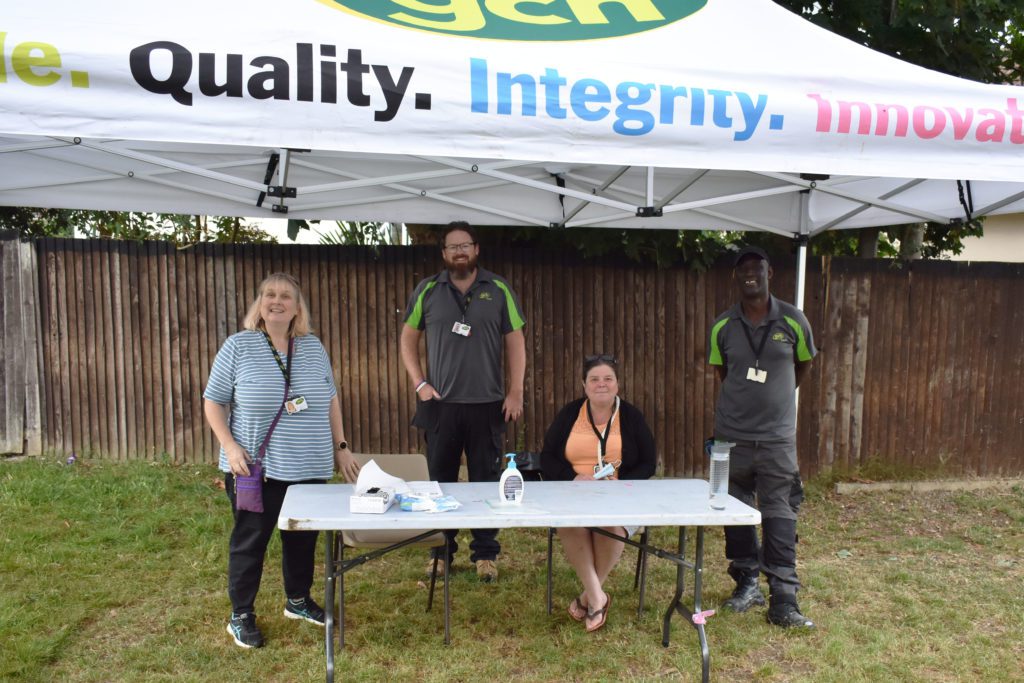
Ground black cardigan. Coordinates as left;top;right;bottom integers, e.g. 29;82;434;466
540;398;657;481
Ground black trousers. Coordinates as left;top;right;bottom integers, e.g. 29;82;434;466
420;400;504;563
224;473;325;615
720;439;805;604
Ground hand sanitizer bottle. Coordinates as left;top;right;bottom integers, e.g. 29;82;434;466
499;453;524;504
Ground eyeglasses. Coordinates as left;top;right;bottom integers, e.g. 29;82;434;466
584;354;618;364
443;241;476;253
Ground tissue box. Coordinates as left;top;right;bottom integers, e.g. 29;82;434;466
350;487;396;514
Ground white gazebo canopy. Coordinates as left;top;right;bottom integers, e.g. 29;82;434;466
3;0;1022;262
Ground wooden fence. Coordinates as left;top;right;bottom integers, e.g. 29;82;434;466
0;233;43;456
1;236;1022;478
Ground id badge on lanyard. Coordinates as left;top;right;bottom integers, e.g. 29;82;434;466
587;397;620;479
742;321;771;383
262;333;308;413
450;289;473;337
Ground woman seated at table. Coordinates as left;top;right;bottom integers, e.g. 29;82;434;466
541;354;657;632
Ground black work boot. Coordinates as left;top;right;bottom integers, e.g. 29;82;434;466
722;576;766;612
767;599;815;629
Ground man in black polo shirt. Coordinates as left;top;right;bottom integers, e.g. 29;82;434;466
401;221;526;583
708;246;816;628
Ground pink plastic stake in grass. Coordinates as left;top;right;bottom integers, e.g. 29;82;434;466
692;609;716;625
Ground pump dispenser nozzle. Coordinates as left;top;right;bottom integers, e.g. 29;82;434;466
499;452;524;504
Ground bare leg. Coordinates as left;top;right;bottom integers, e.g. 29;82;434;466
556;527;606;610
592;526;626;584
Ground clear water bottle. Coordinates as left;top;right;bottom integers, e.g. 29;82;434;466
708;442;733;509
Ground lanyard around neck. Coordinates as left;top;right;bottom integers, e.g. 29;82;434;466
586;396;620;462
740;320;772;369
261;332;293;383
449;285;473;322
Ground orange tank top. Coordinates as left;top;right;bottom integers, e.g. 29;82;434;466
564;400;622;479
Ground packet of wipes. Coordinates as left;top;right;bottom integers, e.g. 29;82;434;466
398;494;461;512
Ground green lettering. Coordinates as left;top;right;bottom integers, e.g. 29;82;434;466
12;41;62;86
485;0;568;24
390;0;485;31
566;0;665;24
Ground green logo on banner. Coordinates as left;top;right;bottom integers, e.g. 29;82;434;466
318;0;707;40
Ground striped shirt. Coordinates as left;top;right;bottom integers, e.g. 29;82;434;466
204;331;337;481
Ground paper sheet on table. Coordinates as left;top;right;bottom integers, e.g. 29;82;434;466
485;499;549;514
355;460;445;498
354;460;411;495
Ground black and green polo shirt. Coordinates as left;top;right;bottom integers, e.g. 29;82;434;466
708;295;815;441
404;267;525;403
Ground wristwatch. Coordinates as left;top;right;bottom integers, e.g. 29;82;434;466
336;441;349;451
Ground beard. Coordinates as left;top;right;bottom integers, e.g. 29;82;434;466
445;253;478;279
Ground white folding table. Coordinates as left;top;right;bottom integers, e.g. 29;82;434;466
279;479;760;683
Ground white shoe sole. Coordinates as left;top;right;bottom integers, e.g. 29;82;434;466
284;608;325;626
226;622;260;648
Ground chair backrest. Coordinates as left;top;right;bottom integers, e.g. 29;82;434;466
512;450;544;482
343;453;443;548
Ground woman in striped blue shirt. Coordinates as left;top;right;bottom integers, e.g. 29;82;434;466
204;272;359;649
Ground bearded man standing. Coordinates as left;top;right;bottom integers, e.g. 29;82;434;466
400;221;527;583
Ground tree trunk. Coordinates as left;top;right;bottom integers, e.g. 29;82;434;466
386;222;403;245
899;224;925;260
857;228;879;257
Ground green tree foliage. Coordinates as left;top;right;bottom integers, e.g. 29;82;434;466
774;0;1024;84
403;222;739;270
0;207;275;245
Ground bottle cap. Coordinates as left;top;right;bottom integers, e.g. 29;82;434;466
710;441;734;456
505;453;518;469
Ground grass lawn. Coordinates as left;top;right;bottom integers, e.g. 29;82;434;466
1;458;1022;682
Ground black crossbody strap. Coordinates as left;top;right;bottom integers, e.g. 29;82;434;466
256;336;294;467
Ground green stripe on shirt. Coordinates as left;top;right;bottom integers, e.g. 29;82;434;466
405;280;438;329
494;280;525;331
709;318;729;365
784;315;813;362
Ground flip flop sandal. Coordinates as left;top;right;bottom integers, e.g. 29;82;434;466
585;594;611;633
568;596;587;622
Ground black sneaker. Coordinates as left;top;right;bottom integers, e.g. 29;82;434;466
284;596;326;626
722;577;766;613
767;602;815;629
227;612;265;648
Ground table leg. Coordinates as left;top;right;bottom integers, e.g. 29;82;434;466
340;540;348;651
662;527;687;647
443;543;451;645
324;531;336;683
694;527;710;683
657;527;711;681
546;529;554;615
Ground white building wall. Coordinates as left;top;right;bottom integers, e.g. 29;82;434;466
951;214;1024;263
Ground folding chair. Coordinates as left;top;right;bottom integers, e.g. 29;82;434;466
336;453;450;644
